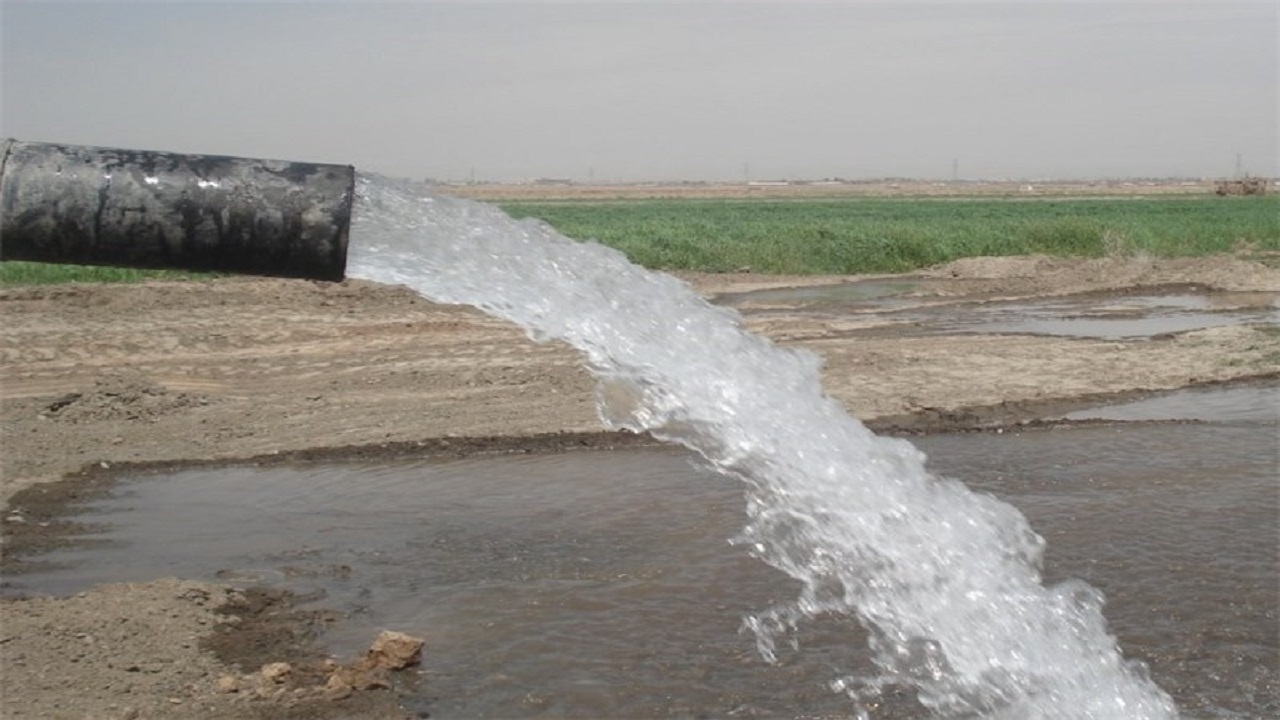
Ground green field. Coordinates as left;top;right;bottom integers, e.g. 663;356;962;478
500;195;1279;274
2;195;1276;284
0;262;210;286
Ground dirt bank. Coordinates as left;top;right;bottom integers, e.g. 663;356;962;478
1;254;1277;718
440;178;1222;201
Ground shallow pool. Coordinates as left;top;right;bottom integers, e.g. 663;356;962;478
10;386;1277;718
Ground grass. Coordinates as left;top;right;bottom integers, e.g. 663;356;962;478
500;195;1279;274
2;195;1276;284
0;262;211;286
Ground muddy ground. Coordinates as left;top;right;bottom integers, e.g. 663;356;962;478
1;254;1277;719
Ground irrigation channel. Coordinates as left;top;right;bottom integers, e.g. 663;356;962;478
9;176;1278;718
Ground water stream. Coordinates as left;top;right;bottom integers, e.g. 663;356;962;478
345;175;1178;718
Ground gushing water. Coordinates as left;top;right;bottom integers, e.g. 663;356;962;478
346;175;1178;719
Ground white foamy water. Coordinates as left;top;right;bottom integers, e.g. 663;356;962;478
346;175;1178;719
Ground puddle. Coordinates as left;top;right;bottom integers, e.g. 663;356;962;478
8;388;1276;719
719;281;1279;339
1061;382;1278;423
919;292;1277;339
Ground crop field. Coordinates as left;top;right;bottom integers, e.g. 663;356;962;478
1;195;1275;284
499;195;1280;275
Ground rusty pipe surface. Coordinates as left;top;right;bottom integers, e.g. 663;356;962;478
0;139;355;281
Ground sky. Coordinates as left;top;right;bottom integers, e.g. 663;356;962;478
2;1;1276;183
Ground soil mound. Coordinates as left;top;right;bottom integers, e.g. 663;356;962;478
42;374;213;424
926;254;1280;293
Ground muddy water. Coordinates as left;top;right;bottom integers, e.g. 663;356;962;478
720;281;1278;339
11;385;1277;719
922;292;1277;338
1062;383;1278;423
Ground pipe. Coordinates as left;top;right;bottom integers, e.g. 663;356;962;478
0;139;354;281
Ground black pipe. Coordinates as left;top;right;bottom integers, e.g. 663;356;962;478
0;139;354;281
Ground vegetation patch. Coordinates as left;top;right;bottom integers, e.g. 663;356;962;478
501;196;1279;274
0;261;211;286
3;196;1275;283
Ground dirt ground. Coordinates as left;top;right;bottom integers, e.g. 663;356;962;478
439;178;1227;201
1;254;1277;719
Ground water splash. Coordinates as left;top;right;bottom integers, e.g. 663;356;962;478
346;174;1178;719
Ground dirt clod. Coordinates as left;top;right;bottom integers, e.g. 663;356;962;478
324;672;355;700
216;674;240;693
261;662;293;683
366;630;425;671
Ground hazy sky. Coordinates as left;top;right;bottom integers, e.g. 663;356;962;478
3;1;1276;182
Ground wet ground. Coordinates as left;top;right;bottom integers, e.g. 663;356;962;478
10;383;1277;719
718;279;1277;340
2;256;1277;719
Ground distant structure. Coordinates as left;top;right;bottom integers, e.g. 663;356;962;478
1215;177;1268;196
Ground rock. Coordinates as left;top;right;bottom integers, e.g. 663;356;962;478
260;662;292;683
216;675;239;693
324;673;354;700
365;630;423;670
339;666;390;691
